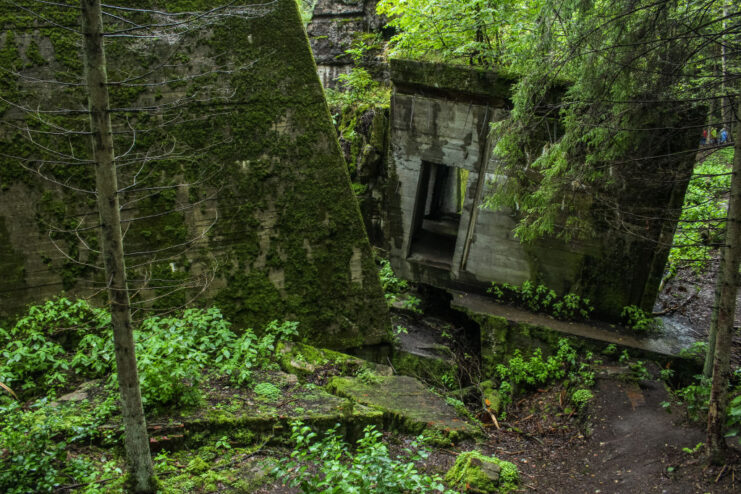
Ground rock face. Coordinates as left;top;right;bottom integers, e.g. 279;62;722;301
0;0;389;348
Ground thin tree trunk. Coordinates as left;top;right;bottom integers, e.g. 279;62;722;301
80;0;156;491
703;1;735;379
703;291;719;377
720;1;731;136
706;100;741;464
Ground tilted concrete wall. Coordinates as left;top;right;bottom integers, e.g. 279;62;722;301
0;0;389;348
384;59;697;319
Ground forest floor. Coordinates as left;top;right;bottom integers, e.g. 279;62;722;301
469;373;741;493
251;366;741;493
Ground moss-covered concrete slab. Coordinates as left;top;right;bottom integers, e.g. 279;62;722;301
166;371;382;447
327;375;478;440
452;290;702;377
58;370;382;450
390;59;517;103
276;342;393;378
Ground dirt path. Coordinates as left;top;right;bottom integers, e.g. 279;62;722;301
479;376;740;493
251;371;739;493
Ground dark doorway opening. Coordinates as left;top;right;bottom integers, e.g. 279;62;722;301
409;162;465;268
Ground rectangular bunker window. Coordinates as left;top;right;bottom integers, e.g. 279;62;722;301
408;162;464;268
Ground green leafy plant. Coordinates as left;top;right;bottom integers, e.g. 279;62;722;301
670;152;733;273
678;341;707;362
677;375;711;422
2;301;298;411
0;399;107;494
682;442;704;455
659;368;675;382
495;339;583;413
571;389;593;411
496;339;576;389
324;35;389;109
440;370;457;390
356;367;382;385
670;370;741;443
402;295;423;314
726;392;741;443
215;435;232;450
487;281;593;320
0;298;110;398
602;343;618;355
277;421;452;493
621;305;662;333
378;257;409;305
628;360;650;381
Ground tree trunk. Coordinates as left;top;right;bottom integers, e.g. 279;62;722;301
720;1;732;136
706;99;741;464
703;291;719;377
80;0;156;491
703;0;735;379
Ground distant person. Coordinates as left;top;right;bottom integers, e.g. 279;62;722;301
710;127;718;144
720;127;728;144
701;128;708;145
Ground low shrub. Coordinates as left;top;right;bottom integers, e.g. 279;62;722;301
1;301;298;410
277;421;452;493
621;305;662;333
494;339;595;415
0;400;106;494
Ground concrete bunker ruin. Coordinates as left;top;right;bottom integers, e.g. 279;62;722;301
0;0;389;348
384;60;698;319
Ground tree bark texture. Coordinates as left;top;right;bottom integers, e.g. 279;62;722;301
80;0;156;491
706;99;741;464
703;0;736;379
703;292;719;377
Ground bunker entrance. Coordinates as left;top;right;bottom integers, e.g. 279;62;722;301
409;162;467;268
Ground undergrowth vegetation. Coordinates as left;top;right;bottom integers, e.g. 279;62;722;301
0;399;117;494
277;421;453;493
620;305;662;333
487;281;593;320
669;148;733;273
662;369;741;444
1;300;298;409
0;298;298;492
494;338;596;416
325;34;389;110
378;257;422;314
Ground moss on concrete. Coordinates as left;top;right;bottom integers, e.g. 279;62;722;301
0;216;26;307
445;450;519;493
327;374;479;441
276;341;392;378
0;0;390;347
390;59;516;102
390;349;455;384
